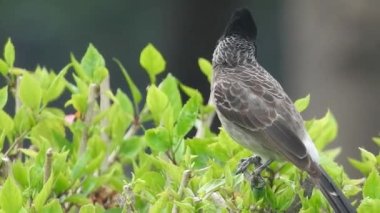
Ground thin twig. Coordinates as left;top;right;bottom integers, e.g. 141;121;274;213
79;84;99;155
4;132;28;157
172;170;192;213
101;122;140;172
123;121;140;140
100;76;110;143
15;76;23;159
15;76;21;112
44;148;53;182
210;192;227;209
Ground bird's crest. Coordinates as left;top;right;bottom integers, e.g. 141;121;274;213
223;8;257;41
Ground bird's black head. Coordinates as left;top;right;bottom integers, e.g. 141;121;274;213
223;8;257;41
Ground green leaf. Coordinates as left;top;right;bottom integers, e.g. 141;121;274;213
81;44;105;81
363;170;380;199
41;199;64;213
146;85;173;127
4;38;15;67
64;194;91;206
145;127;172;152
114;58;142;106
119;136;145;159
198;58;212;82
294;94;310;113
179;83;203;103
79;204;96;213
159;74;182;118
358;198;380;213
198;179;225;196
0;177;23;212
71;53;90;82
373;137;380;147
19;72;42;110
43;65;69;105
0;59;8;75
33;174;54;211
140;43;166;83
349;148;377;176
306;110;337;150
12;160;29;188
174;96;199;140
93;67;108;84
0;86;8;109
0;110;14;134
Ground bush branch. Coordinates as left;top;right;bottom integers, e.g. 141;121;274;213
79;83;99;155
44;148;53;182
100;76;110;143
172;170;192;213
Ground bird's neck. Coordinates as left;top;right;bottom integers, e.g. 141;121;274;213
212;35;257;67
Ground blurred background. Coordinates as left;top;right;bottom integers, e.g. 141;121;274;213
1;0;379;176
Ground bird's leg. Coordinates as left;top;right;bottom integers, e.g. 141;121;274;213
251;159;273;189
236;155;262;174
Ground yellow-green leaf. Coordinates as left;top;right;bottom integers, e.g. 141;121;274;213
145;127;172;152
19;73;42;110
0;177;23;212
33;174;54;211
198;57;212;82
4;38;15;67
363;170;380;199
81;44;105;81
358;198;380;213
294;94;310;113
146;85;173;127
79;204;96;213
114;58;142;105
0;86;8;109
140;43;166;83
0;59;8;75
0;110;14;134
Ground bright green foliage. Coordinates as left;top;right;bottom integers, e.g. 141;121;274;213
198;57;213;82
18;72;42;110
0;86;7;109
0;177;23;212
4;38;15;67
294;94;310;113
0;39;377;212
140;43;166;83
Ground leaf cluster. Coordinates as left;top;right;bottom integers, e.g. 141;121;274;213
0;39;378;212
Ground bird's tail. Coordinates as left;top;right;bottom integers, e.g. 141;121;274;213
316;167;355;213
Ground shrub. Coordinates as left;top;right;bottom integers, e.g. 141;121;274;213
0;39;378;212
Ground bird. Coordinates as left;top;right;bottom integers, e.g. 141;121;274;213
211;8;355;213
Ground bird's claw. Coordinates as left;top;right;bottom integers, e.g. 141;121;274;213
236;155;262;174
251;173;266;189
236;156;273;189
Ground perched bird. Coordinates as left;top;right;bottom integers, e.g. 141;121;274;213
211;8;355;213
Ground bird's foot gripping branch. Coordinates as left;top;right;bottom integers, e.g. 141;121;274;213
0;39;378;212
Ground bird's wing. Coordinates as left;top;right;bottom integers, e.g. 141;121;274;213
213;65;309;163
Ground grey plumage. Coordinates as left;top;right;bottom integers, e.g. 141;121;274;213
211;8;355;213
